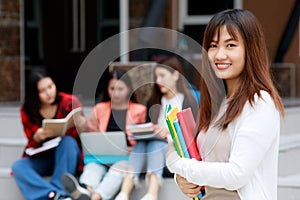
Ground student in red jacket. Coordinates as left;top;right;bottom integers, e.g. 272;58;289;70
61;68;147;200
12;68;85;200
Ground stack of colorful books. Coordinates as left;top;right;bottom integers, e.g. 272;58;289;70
165;105;205;199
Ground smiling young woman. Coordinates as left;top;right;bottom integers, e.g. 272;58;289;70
208;25;246;98
166;9;284;200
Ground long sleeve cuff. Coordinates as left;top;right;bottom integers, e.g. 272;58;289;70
166;151;191;175
166;151;202;185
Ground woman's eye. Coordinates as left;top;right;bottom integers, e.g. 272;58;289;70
227;43;236;47
209;44;217;48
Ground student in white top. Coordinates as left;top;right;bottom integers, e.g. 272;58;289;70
166;9;285;200
115;56;198;200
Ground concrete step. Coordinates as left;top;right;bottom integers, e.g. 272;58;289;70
3;169;300;200
278;174;300;188
278;133;300;176
280;133;300;151
278;187;300;200
0;114;24;139
0;167;24;200
0;167;13;177
278;174;300;200
126;178;189;200
281;107;300;134
276;132;300;200
0;138;26;168
2;132;293;184
0;171;188;200
0;105;296;138
1;105;300;200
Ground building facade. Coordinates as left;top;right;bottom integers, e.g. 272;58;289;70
0;0;299;104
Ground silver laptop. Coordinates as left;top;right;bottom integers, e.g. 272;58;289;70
80;131;129;164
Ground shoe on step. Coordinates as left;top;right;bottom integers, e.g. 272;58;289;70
61;173;90;200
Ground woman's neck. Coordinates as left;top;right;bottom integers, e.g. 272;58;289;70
164;89;178;100
225;78;240;98
39;103;57;119
111;101;128;110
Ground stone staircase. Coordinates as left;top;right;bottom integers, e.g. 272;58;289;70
0;106;189;200
278;106;300;200
1;105;300;200
0;105;27;200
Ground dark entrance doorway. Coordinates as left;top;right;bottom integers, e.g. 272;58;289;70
24;0;120;96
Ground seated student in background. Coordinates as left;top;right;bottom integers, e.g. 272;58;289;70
12;68;86;200
115;56;198;200
61;68;147;200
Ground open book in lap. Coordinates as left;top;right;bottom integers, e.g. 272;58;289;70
25;107;82;157
42;107;82;137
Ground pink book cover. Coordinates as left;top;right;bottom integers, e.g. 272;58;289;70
177;107;201;161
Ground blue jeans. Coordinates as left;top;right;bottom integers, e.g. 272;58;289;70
128;140;168;182
12;136;80;200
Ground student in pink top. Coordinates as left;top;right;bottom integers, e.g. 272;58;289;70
62;68;147;200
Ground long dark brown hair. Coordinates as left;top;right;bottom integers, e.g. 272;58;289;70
198;9;284;132
101;68;138;103
149;56;197;123
23;68;60;123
